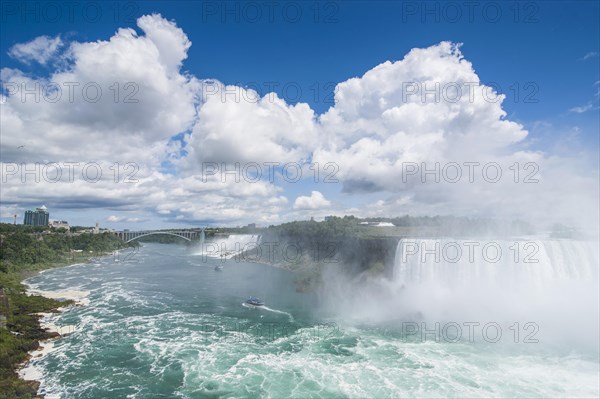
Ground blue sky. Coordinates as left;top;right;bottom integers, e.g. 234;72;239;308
1;1;599;229
2;1;598;119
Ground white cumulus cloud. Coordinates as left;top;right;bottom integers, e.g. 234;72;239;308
1;19;597;231
293;191;331;210
1;13;198;164
183;82;317;166
9;35;63;65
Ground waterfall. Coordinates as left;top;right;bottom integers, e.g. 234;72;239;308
393;238;599;288
195;234;261;259
199;228;206;247
389;237;599;345
316;236;598;350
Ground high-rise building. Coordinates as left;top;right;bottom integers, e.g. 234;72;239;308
23;205;50;227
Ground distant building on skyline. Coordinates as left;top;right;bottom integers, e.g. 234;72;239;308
23;205;49;227
50;220;70;230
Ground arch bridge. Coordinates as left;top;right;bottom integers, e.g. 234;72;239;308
114;230;201;243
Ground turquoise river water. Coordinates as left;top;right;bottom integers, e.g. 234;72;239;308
22;238;600;398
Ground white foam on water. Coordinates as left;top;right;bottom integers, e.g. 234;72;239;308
18;275;93;395
35;312;79;336
27;289;91;306
18;341;57;382
23;240;600;398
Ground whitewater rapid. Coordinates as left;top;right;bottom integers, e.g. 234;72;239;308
18;241;600;398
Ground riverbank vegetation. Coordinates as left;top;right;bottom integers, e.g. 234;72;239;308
0;278;63;398
0;223;128;399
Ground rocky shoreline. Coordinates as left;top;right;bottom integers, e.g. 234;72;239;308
2;261;98;399
17;288;90;389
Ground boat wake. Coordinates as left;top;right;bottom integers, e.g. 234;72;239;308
262;306;295;322
241;303;294;322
